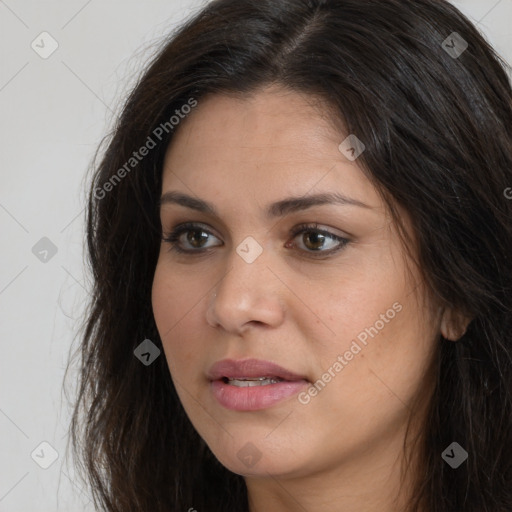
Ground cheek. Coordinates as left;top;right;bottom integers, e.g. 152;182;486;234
151;260;208;374
307;265;401;357
151;263;175;336
152;257;200;334
328;298;435;413
376;299;437;384
311;259;435;406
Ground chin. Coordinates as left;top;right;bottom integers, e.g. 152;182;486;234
203;435;307;478
215;452;299;478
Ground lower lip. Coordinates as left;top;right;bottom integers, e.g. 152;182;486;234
210;379;308;411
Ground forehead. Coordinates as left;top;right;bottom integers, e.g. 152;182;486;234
166;88;338;162
161;86;379;210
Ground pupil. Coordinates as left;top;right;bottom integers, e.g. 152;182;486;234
305;232;324;250
188;230;208;247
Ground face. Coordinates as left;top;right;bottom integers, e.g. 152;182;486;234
151;86;441;480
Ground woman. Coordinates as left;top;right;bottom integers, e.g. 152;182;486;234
69;0;512;510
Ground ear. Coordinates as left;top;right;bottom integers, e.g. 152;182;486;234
440;307;473;341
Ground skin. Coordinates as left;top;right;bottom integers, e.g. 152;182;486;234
151;85;464;512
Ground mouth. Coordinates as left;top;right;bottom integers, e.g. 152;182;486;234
207;358;309;411
220;376;287;387
207;358;308;382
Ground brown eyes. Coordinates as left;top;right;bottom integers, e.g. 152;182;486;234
162;221;350;258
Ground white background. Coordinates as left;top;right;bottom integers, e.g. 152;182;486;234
0;1;510;510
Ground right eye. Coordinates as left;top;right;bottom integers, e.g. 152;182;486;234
162;222;222;254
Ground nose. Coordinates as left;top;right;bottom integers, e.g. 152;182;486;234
206;242;286;335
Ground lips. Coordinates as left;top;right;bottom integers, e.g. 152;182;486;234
207;358;309;411
207;358;308;382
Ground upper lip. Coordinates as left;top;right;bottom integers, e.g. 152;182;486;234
207;358;308;382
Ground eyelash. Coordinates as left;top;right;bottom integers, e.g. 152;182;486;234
162;222;350;258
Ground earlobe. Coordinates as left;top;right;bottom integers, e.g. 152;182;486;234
440;307;473;341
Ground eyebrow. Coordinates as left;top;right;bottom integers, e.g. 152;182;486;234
158;190;371;219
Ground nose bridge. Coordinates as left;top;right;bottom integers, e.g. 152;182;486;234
208;234;285;331
219;233;271;300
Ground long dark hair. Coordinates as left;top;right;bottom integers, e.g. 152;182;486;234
67;0;512;510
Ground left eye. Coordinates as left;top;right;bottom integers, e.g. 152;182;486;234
288;224;348;254
162;222;349;257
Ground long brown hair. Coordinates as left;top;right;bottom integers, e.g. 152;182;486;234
67;0;512;510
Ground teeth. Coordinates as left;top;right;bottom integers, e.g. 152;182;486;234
227;377;284;387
